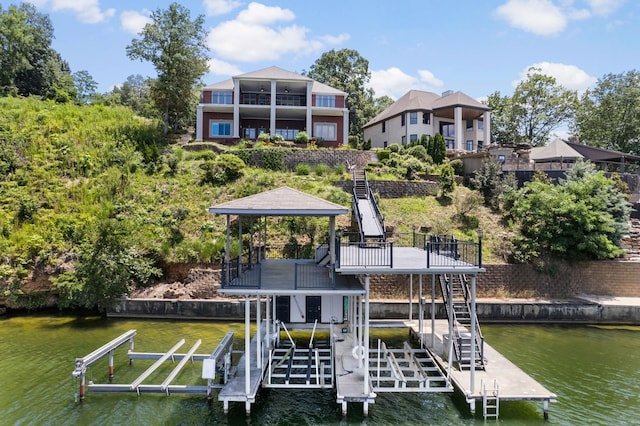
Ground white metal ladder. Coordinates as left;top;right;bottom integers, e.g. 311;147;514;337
482;379;499;420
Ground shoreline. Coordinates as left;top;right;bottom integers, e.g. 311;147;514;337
106;295;640;324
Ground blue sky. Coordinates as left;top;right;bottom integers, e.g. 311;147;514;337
23;0;639;101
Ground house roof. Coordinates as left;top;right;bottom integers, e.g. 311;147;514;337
529;139;584;162
566;141;640;162
235;66;313;82
364;90;489;128
208;186;349;216
201;66;347;96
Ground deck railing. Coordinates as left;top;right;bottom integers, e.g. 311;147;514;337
294;263;336;289
221;258;261;288
336;241;394;268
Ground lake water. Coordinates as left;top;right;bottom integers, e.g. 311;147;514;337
1;314;639;425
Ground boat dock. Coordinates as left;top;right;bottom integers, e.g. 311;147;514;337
406;319;557;419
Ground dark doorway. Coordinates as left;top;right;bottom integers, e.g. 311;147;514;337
306;296;321;323
275;296;290;323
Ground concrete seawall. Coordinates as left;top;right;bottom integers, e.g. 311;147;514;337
108;296;640;324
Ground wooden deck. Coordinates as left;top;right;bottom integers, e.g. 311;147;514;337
406;319;557;416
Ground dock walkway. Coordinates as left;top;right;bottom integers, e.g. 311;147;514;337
406;319;556;417
333;332;376;415
218;327;270;414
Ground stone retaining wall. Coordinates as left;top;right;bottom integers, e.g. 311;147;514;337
367;260;640;300
333;180;440;198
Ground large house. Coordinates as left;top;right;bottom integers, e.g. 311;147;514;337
363;90;491;152
196;66;349;147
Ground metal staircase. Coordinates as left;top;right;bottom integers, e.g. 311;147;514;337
438;274;485;370
351;170;385;242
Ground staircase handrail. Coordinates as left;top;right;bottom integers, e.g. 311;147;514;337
351;190;366;243
460;274;485;366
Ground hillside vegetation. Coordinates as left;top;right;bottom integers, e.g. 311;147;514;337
1;97;628;311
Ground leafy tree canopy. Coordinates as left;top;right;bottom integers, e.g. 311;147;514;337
487;67;578;146
507;160;631;261
304;48;376;137
126;2;209;134
0;3;75;101
572;70;640;154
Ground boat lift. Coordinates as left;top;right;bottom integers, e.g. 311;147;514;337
72;330;234;401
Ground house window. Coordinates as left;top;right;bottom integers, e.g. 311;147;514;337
410;134;418;142
401;114;406;126
316;95;335;107
383;141;388;148
466;119;474;131
423;112;430;124
276;129;299;140
244;128;256;139
314;123;337;141
409;112;417;125
478;120;484;130
211;121;232;137
478;140;484;149
401;135;406;144
466;140;474;151
498;155;506;164
212;91;232;104
382;121;386;133
440;122;455;137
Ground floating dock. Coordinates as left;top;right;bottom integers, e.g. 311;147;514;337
407;319;557;419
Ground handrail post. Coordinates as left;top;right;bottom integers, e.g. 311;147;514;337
389;242;393;268
426;242;431;268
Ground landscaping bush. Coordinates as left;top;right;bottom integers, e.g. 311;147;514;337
296;164;311;175
388;143;400;153
450;159;463;176
377;150;391;161
295;131;309;144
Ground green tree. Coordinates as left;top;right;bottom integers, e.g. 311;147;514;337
54;219;161;311
572;70;640;154
126;3;209;134
72;70;97;104
0;3;74;100
431;133;447;164
487;68;578;146
439;163;456;198
471;158;503;209
509;160;631;261
304;49;375;137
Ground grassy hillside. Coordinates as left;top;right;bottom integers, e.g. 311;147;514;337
0;97;506;309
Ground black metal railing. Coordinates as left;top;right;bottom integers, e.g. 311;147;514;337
221;257;261;288
336;241;394;268
426;237;480;268
294;263;335;289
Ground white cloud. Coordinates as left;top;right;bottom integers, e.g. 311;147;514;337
120;10;151;34
587;0;625;16
514;62;597;93
417;70;444;88
369;67;445;99
495;0;626;35
237;2;294;25
495;0;567;36
203;0;243;16
319;33;351;45
208;58;243;76
32;0;115;24
207;2;347;62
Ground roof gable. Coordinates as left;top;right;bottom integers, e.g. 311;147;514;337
236;66;312;82
208;186;349;216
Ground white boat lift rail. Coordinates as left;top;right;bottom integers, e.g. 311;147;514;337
72;330;235;401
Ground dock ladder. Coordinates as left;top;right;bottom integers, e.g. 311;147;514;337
482;379;499;420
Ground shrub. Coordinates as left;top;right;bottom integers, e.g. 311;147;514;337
200;153;246;185
257;133;271;143
296;164;311;175
294;131;309;144
439;163;456;197
377;150;391;161
348;135;360;149
313;163;330;176
362;138;372;150
406;145;428;161
388;143;400;153
271;133;284;143
450;159;463;176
